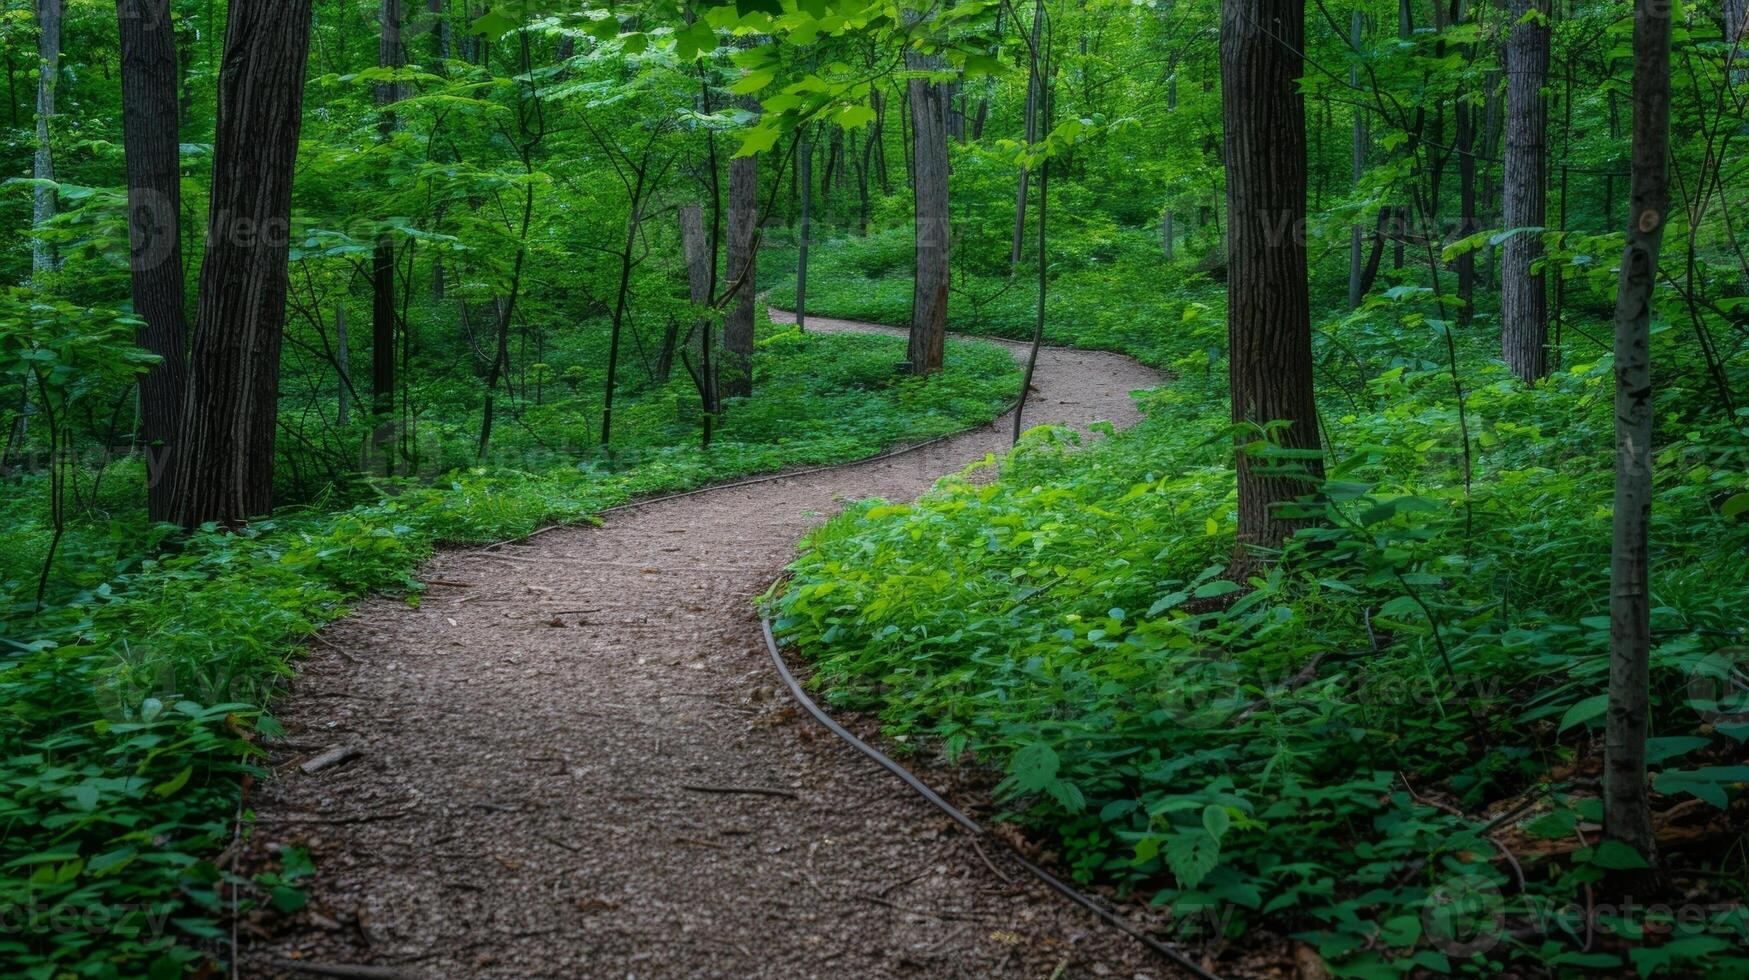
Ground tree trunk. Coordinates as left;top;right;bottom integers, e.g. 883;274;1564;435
1347;10;1368;309
1728;0;1746;83
117;0;189;523
944;78;966;142
1162;76;1177;262
427;0;450;60
1011;0;1045;273
722;145;758;398
1455;78;1477;321
170;0;315;529
1222;0;1322;555
855;115;874;234
373;0;405;437
336;302;352;428
372;239;396;416
679;204;718;418
601;169;648;445
820;127;839;206
906;44;950;376
1604;0;1671;868
872;88;890;194
32;0;62;279
1501;0;1550;380
796;127;813;330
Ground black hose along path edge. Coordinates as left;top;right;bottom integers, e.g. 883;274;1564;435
761;618;1226;980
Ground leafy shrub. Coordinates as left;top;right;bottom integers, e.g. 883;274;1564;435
775;266;1749;976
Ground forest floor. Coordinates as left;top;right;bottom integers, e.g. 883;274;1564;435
240;310;1180;979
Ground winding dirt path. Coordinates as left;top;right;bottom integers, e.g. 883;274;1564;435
246;311;1169;979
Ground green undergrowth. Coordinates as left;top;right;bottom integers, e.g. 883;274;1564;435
774;256;1749;976
0;324;1017;977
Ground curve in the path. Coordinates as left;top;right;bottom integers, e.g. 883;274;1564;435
247;310;1166;979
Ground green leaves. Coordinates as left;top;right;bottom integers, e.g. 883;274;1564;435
1558;693;1609;732
1163;829;1221;890
1722;493;1749;520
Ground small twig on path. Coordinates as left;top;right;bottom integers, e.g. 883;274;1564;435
877;864;938;898
420;579;475;588
269;960;423;980
854;892;978;921
680;783;797;799
968;836;1013;885
307;633;361;663
256;808;411;826
300;745;363;775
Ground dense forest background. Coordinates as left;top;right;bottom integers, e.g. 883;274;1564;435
2;0;1747;975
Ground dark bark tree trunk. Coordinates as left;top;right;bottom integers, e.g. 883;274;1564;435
117;0;189;523
1728;0;1747;87
944;78;966;142
1221;0;1322;555
855;116;874;234
796;126;813;330
601;166;650;444
679;204;718;420
1604;0;1671;868
427;0;450;60
722;144;758;398
1012;0;1045;273
819;127;836;206
872;88;890;194
170;0;315;529
906;44;950;376
336;301;352;427
373;0;405;431
1347;10;1367;309
32;0;62;279
1455;86;1477;321
1162;75;1177;261
1501;0;1550;380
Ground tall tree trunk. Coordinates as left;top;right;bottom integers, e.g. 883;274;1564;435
1392;0;1412;274
373;0;405;442
872;88;890;195
855;115;874;234
796;126;813;330
601;168;648;444
1011;0;1045;272
171;0;316;529
1604;0;1671;868
32;0;62;279
427;0;450;60
944;78;966;142
1222;0;1322;555
679;204;718;420
1501;0;1550;380
906;43;950;376
820;127;838;206
1480;63;1502;288
1162;75;1177;262
117;0;189;523
1347;10;1367;308
1455;0;1477;325
722;145;758;398
336;302;351;428
1728;0;1747;86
